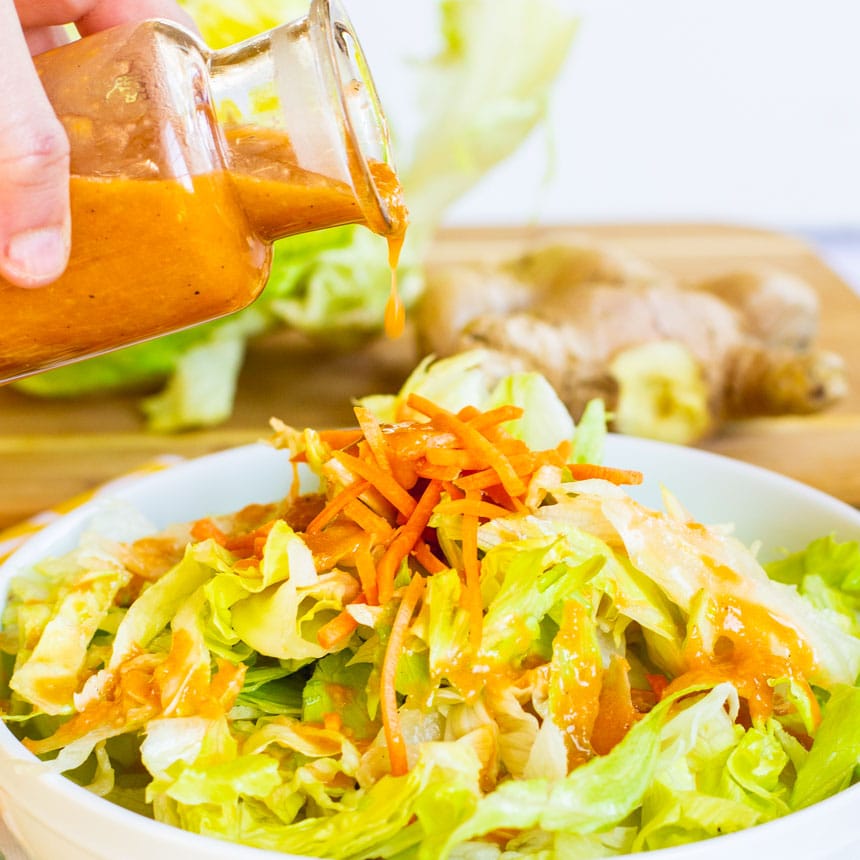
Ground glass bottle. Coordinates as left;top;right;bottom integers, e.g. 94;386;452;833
0;0;407;384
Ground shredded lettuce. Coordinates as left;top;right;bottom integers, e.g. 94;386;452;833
4;377;860;857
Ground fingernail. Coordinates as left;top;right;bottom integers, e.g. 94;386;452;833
4;226;69;286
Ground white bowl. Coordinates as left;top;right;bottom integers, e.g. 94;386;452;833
2;437;860;860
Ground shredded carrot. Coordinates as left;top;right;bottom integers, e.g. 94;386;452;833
461;491;483;652
406;394;526;498
414;463;463;482
556;439;573;462
343;499;396;539
223;520;277;555
290;459;302;502
412;539;448;574
354;538;379;604
645;673;669;699
491;435;531;455
317;608;360;649
354;405;393;474
387;425;455;460
381;574;425;776
567;463;644;485
456;404;482;421
306;479;371;535
234;557;259;570
190;517;228;544
434;498;513;520
441;480;465;501
452;469;506;492
334;450;417;517
377;479;443;604
423;448;483;468
323;712;343;732
317;428;364;450
453;452;541;491
465;404;524;431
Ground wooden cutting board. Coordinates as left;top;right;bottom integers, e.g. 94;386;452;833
2;222;859;530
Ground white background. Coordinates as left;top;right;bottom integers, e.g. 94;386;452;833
348;0;860;232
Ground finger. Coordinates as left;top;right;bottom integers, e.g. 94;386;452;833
0;1;70;288
77;0;197;35
25;25;71;56
15;0;195;32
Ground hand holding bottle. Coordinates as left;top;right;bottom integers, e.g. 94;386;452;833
0;0;194;288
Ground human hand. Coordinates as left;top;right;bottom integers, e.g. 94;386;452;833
0;0;195;288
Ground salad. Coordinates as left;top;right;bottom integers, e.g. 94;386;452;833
14;0;578;433
3;358;860;859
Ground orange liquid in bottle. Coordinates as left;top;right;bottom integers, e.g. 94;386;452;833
0;128;409;382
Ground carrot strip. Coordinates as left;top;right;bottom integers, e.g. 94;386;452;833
377;480;443;604
423;448;486;469
441;480;465;501
318;428;364;450
434;498;513;520
453;469;506;492
461;491;483;652
453;452;542;491
334;450;417;517
556;439;573;462
406;394;526;498
415;463;463;482
343;499;396;539
412;539;448;574
484;482;527;513
465;404;524;430
387;426;456;461
489;436;532;458
190;518;228;544
317;608;360;649
354;538;379;605
354;405;393;474
645;673;669;699
567;463;644;485
290;459;302;502
224;520;277;554
457;405;482;421
323;712;343;732
305;479;371;535
381;574;425;776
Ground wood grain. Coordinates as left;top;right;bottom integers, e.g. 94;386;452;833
2;222;859;528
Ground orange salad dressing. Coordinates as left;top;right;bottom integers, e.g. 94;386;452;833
664;595;819;725
1;127;408;382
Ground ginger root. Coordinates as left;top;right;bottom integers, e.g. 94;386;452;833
414;239;847;445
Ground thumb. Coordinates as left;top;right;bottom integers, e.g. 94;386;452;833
0;4;71;288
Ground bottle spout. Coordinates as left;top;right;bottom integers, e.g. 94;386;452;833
308;0;405;237
209;0;407;243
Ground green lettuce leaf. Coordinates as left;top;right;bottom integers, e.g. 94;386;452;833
8;560;130;715
791;684;860;810
766;535;860;636
229;520;357;663
302;651;379;741
437;692;680;854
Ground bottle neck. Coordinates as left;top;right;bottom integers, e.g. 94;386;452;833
208;0;406;244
